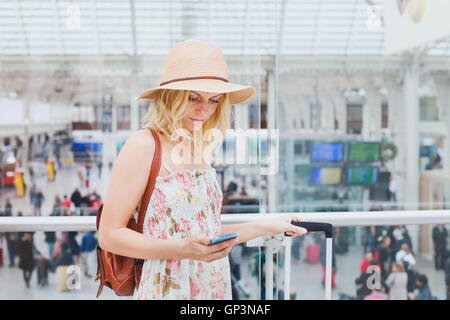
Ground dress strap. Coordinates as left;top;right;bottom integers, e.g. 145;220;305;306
161;159;173;174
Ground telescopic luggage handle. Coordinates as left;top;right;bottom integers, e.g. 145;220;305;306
285;221;333;238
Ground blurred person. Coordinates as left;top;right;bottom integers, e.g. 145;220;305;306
29;166;35;183
385;261;408;300
61;195;72;216
77;166;85;189
392;225;412;253
97;158;103;179
4;197;12;216
229;243;249;299
364;226;377;254
363;286;388;300
80;231;98;278
0;228;3;267
388;175;397;202
425;154;436;170
376;236;392;283
250;250;285;300
2;199;18;267
85;161;92;188
29;183;37;205
68;231;80;264
70;188;82;216
432;224;448;270
444;253;450;300
36;254;50;287
221;181;238;213
355;260;381;300
79;192;91;216
52;195;62;216
53;237;75;291
277;280;297;300
44;230;56;270
88;194;102;216
396;243;416;270
336;184;347;204
392;225;405;251
410;274;432;300
396;243;417;293
360;251;374;274
4;229;19;268
31;187;45;216
239;184;248;196
91;189;101;200
435;152;442;168
229;243;243;282
16;233;38;288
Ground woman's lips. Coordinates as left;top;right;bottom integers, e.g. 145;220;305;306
189;118;204;122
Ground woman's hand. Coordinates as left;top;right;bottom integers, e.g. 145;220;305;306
179;234;239;263
262;215;307;237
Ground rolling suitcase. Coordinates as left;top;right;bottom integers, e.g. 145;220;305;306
286;222;334;300
306;243;320;264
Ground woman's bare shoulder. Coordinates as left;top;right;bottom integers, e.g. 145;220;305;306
117;128;156;164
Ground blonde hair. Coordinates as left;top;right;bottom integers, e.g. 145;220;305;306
141;89;231;162
392;262;406;273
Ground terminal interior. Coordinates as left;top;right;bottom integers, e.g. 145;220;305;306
0;0;450;300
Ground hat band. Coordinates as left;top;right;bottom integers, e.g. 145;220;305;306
160;76;228;86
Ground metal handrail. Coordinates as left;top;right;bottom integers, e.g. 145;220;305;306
1;210;449;301
1;210;450;232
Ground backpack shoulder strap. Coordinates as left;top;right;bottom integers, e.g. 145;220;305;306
136;127;162;234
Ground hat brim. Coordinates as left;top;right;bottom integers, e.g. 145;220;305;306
136;79;256;105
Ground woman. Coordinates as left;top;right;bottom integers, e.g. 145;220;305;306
52;195;62;216
16;232;37;288
98;39;307;300
376;236;391;284
385;261;408;300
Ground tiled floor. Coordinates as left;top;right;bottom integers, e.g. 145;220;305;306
0;160;447;300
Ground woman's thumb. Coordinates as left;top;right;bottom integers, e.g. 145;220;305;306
191;234;211;246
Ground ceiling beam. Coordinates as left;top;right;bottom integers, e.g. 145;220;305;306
242;0;250;55
15;0;29;56
54;0;65;57
129;0;137;58
276;0;287;57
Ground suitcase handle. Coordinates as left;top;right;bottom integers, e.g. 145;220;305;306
285;221;333;238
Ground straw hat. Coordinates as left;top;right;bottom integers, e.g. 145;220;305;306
136;39;256;105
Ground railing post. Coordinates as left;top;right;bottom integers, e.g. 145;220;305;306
284;236;291;300
265;247;274;300
325;238;333;300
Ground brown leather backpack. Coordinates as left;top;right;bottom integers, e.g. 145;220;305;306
95;127;162;297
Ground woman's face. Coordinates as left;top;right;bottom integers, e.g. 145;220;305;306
181;91;223;133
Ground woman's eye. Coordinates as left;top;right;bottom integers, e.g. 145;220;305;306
210;100;219;104
189;97;197;102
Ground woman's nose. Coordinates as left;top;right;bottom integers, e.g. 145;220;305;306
195;102;209;114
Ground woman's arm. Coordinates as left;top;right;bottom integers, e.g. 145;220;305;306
221;215;307;245
98;129;237;262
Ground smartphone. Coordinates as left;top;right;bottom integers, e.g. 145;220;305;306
209;232;239;245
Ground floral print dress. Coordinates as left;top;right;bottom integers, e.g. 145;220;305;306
135;159;232;300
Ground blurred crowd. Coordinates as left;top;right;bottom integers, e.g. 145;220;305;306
0;184;101;290
348;224;449;300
